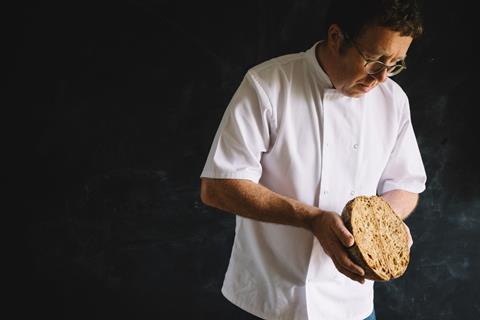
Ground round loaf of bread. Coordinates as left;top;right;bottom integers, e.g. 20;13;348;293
341;195;410;281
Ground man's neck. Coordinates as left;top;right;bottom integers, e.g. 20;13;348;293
315;41;335;88
315;42;328;72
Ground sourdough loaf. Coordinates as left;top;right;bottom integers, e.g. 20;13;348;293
341;195;410;281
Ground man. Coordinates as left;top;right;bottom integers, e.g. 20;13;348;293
200;0;426;319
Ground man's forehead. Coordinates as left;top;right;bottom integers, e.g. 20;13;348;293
357;26;412;58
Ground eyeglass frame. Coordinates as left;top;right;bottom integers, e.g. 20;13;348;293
343;32;407;77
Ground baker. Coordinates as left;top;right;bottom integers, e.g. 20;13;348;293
200;0;427;319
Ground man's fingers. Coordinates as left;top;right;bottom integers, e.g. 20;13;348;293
315;212;365;282
331;219;355;248
334;249;365;277
327;239;365;277
332;258;365;284
403;222;413;248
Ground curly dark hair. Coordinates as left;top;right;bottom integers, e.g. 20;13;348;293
324;0;423;40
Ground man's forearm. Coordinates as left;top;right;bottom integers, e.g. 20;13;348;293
380;189;419;220
200;178;322;230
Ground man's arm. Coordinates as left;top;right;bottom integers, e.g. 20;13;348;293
380;189;419;220
200;177;366;283
200;177;320;229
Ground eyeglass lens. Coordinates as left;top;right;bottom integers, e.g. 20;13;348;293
366;62;404;76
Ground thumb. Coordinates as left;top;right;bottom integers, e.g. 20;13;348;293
333;220;355;248
403;222;413;248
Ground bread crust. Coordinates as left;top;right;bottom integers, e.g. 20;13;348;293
341;196;410;281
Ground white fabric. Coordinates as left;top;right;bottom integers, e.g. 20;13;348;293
200;41;427;320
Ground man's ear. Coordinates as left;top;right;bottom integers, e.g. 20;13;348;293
326;24;344;52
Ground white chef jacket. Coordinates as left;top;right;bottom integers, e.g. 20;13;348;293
200;41;427;320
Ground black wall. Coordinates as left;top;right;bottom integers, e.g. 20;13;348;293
13;0;478;319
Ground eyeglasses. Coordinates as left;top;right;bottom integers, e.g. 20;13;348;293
344;33;407;77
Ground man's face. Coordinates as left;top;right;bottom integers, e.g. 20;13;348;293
330;25;413;97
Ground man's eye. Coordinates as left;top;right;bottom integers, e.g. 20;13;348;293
368;56;383;61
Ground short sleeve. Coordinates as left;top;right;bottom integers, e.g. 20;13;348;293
200;72;273;183
377;99;427;195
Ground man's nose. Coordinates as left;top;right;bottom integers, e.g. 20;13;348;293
372;68;389;83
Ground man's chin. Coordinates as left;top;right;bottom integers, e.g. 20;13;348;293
342;88;368;98
344;84;374;97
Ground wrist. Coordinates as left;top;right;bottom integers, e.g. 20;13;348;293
305;208;325;232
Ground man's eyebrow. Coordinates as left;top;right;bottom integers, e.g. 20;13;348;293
367;49;407;62
393;55;407;62
364;48;387;57
369;50;391;57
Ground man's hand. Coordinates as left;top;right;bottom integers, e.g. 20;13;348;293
311;211;365;284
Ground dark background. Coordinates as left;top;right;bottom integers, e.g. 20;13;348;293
12;0;478;319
